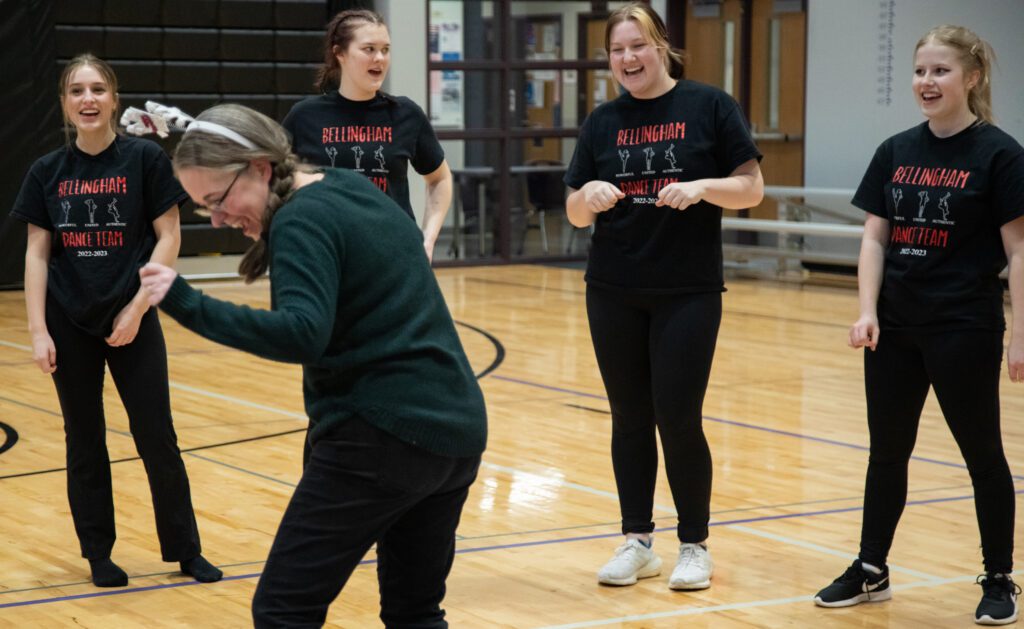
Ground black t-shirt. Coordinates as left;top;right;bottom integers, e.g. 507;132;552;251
282;91;445;220
564;80;761;293
11;136;187;336
852;121;1024;331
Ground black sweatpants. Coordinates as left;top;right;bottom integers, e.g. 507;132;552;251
586;285;722;543
859;328;1014;573
46;301;201;562
252;418;480;629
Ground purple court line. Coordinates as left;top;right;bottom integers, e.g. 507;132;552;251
0;573;260;609
5;488;1019;610
489;374;1018;478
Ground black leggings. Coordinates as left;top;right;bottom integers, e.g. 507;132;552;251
586;286;721;543
859;328;1014;573
47;302;201;562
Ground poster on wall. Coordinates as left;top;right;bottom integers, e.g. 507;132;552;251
429;1;464;127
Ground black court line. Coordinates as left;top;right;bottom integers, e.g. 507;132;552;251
465;275;585;296
0;421;18;455
0;394;62;418
466;273;852;330
454;320;506;379
0;318;505;480
0;428;306;481
564;403;609;415
552;397;1023;479
724;307;851;330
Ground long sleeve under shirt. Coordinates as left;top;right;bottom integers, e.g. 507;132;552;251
158;168;486;457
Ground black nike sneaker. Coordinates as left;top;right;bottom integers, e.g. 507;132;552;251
975;572;1020;625
814;559;891;607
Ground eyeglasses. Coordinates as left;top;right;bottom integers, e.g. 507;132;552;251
193;166;245;218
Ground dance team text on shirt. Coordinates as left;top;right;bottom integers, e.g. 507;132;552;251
888;165;971;256
57;176;128;256
615;122;684;204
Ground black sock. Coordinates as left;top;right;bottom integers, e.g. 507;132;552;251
89;558;128;587
180;555;223;583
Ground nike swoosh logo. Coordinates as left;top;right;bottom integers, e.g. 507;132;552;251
863;578;888;592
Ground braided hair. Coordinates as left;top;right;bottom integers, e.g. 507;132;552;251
315;9;388;93
172;104;316;282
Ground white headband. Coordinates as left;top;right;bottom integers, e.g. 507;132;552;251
185;120;258;149
121;100;257;149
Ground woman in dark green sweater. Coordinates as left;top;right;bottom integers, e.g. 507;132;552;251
136;103;486;628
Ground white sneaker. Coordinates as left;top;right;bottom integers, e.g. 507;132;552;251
668;542;712;590
597;539;662;585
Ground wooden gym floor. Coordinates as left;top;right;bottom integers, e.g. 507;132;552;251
1;264;1022;627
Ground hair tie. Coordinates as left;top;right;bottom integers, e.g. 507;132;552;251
121;101;258;149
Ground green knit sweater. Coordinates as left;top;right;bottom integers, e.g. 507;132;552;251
160;169;487;457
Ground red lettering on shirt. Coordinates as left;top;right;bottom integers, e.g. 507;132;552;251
889;225;950;248
891;165;970;189
62;231;93;247
57;177;129;198
620;180;649;195
321;126;393;144
615;122;686;146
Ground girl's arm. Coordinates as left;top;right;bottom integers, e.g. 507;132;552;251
24;224;56;373
421;161;453;262
106;206;181;346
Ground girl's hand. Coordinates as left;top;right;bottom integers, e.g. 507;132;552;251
105;301;145;347
849;314;881;350
1008;334;1024;383
656;181;706;211
581;180;625;214
31;332;56;374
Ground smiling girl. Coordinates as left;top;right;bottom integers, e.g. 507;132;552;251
283;9;452;262
814;26;1024;625
563;3;763;592
10;54;220;588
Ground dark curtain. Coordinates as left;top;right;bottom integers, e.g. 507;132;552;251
0;0;60;289
328;0;374;15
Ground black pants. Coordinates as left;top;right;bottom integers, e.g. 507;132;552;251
252;418;480;629
586;286;721;543
47;302;201;562
859;328;1014;573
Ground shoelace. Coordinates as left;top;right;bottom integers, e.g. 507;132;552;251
678;544;704;569
615;541;645;560
977;574;1022;601
836;563;869;584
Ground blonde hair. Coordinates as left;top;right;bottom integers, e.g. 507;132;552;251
916;25;997;124
173;104;315;282
58;53;120;146
605;3;686;80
